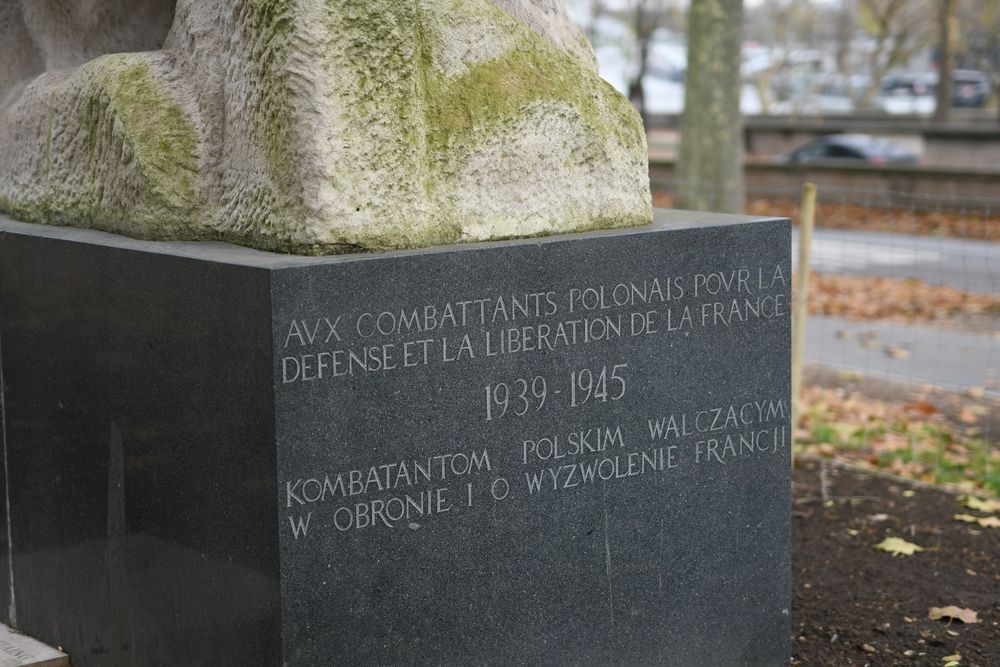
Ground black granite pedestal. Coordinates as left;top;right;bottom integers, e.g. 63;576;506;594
0;211;791;666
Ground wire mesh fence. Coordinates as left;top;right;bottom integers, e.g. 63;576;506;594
656;179;1000;494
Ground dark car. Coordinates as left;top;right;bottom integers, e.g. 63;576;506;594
951;70;991;108
782;134;920;166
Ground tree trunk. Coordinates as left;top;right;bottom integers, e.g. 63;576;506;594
629;32;650;124
676;0;744;213
934;0;955;122
835;2;854;76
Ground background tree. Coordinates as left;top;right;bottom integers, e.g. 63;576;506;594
744;0;823;114
854;0;932;109
834;0;858;78
621;0;682;122
934;0;957;121
676;0;744;213
957;0;1000;120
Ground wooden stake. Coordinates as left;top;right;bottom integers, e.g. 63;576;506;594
791;182;817;465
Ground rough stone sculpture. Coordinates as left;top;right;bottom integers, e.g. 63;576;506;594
0;1;651;254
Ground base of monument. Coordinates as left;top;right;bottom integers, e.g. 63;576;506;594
0;210;791;666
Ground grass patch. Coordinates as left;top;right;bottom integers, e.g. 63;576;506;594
798;386;998;496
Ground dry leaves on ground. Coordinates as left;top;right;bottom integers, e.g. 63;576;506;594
651;193;1000;241
744;198;1000;242
804;274;998;325
797;386;999;496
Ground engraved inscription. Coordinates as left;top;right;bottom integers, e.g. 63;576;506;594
279;261;790;539
278;265;788;384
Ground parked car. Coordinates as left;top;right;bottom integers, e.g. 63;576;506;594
879;73;936;97
781;134;920;166
874;73;935;114
874;70;991;113
951;69;991;108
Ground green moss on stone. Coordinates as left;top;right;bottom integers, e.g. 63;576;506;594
92;56;201;210
244;0;299;233
423;48;638;156
315;0;646;252
419;1;643;155
0;196;47;226
0;54;206;240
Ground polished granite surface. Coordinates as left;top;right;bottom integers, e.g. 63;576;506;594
1;212;790;665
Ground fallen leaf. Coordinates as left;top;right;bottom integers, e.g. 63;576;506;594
905;401;937;415
954;514;998;528
874;433;908;453
957;408;979;425
902;490;915;498
943;653;962;663
846;528;859;536
963;496;1000;512
884;345;911;359
875;537;923;556
928;606;978;624
943;450;971;466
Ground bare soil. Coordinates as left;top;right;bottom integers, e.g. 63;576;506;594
792;458;999;666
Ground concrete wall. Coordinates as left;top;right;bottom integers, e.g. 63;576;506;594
646;114;1000;169
738;118;1000;169
649;159;1000;210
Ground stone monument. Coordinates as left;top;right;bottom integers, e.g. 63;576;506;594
0;0;650;253
0;1;790;665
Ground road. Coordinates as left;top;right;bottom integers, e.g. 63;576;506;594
804;316;1000;399
792;228;998;294
791;228;998;395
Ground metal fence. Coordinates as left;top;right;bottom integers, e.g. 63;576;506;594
657;179;1000;493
